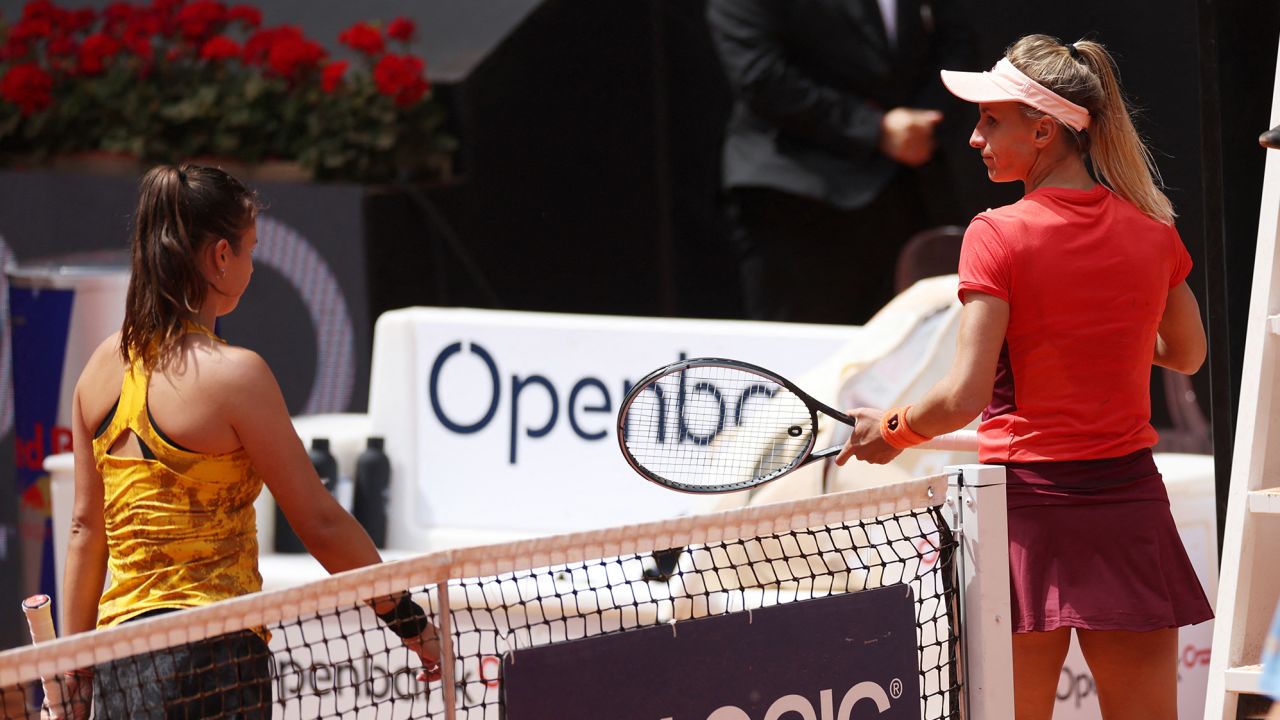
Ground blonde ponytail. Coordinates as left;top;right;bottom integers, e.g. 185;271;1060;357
1007;35;1175;224
1072;41;1174;224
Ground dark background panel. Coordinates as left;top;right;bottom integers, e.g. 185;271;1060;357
219;179;372;414
0;172;371;414
451;0;665;315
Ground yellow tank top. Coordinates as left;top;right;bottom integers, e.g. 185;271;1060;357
92;326;263;628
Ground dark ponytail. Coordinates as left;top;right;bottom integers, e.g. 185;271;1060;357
120;164;258;367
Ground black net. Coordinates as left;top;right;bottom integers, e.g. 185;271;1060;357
0;483;960;719
450;503;961;719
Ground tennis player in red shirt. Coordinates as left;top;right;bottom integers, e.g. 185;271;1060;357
837;35;1212;720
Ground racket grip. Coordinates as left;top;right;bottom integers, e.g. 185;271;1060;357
917;429;979;452
22;594;66;714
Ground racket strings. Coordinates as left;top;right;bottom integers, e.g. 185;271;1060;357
621;365;814;491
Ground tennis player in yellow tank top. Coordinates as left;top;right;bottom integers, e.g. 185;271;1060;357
59;164;440;719
91;321;264;629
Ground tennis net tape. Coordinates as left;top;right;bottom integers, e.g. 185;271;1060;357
0;474;959;719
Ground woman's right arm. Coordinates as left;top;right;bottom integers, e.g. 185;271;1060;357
1154;281;1206;375
58;382;109;717
64;385;108;637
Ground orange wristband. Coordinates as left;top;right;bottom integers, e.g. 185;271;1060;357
880;406;931;450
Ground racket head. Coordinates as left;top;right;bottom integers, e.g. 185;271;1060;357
617;358;821;493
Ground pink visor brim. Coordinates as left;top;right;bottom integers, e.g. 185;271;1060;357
940;59;1091;132
940;69;1018;104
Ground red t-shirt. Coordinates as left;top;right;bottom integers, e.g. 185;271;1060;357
958;184;1193;463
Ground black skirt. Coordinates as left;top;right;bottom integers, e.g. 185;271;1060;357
92;614;271;720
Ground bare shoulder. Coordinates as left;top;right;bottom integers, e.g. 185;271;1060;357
75;333;125;392
74;333;126;426
198;342;279;395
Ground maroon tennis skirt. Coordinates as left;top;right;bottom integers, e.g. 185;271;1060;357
1003;449;1214;634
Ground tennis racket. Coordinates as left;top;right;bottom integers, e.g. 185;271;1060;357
22;594;65;715
617;357;977;493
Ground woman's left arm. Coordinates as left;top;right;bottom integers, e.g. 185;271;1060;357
1154;281;1206;375
837;292;1010;465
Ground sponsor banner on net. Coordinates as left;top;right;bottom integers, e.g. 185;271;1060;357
502;584;920;720
268;604;503;719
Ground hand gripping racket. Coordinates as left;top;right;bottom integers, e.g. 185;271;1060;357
617;357;977;493
22;594;65;714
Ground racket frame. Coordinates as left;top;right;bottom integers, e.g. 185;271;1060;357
617;357;847;494
618;357;978;494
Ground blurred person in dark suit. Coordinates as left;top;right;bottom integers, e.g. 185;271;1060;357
708;0;975;324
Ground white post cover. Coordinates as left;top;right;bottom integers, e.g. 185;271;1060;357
947;464;1014;720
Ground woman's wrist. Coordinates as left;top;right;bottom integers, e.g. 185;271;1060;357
373;594;430;639
880;406;932;450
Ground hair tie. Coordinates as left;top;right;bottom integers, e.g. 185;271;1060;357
1063;41;1082;62
176;169;188;184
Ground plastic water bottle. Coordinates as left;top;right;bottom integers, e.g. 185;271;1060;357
352;437;391;548
274;437;338;553
273;495;304;554
310;438;339;495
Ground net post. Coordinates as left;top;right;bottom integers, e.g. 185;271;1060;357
946;464;1014;720
435;581;458;720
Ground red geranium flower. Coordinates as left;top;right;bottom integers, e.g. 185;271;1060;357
151;0;184;32
103;3;133;26
338;21;383;56
387;17;416;42
320;60;347;93
126;33;154;61
243;25;299;65
227;4;261;29
129;10;163;38
175;0;227;42
78;32;122;75
47;32;78;58
67;8;97;32
105;6;162;41
9;17;54;43
20;0;62;25
373;53;430;108
1;37;31;62
265;31;325;80
1;63;54;115
199;35;240;61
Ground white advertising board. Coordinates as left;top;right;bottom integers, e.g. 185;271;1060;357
368;308;856;548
